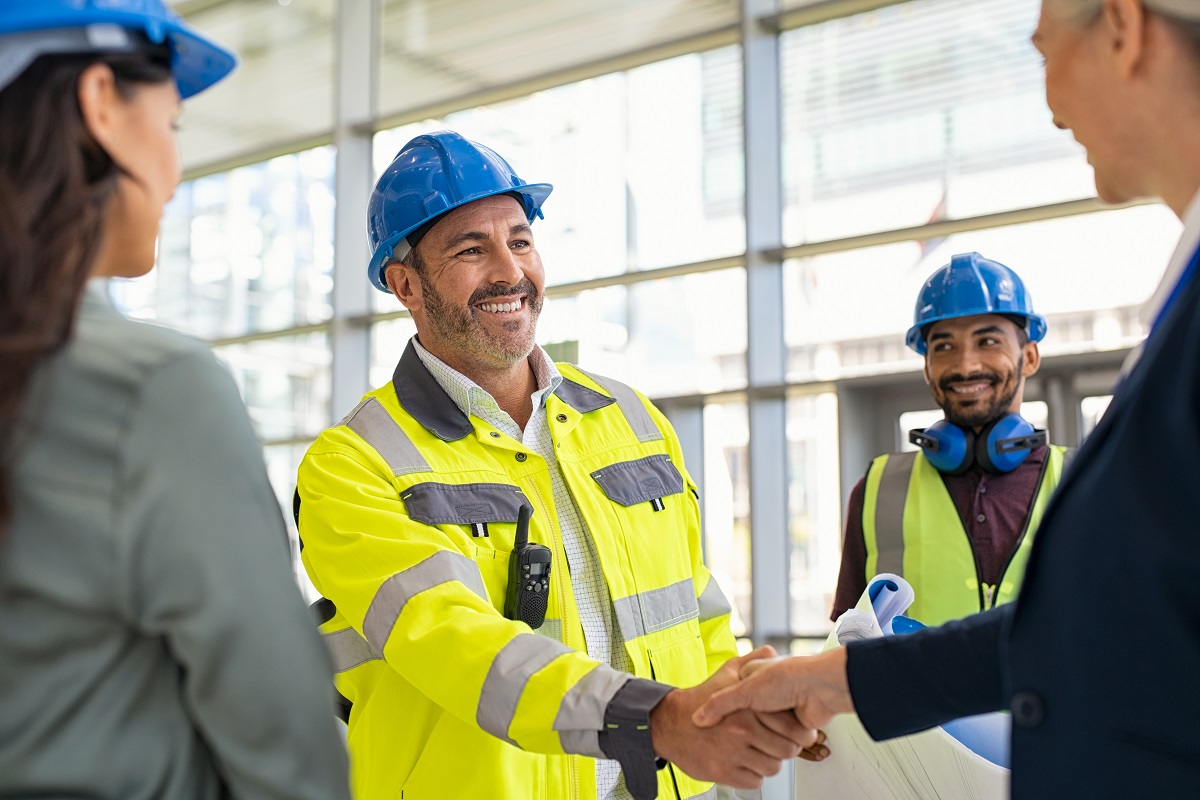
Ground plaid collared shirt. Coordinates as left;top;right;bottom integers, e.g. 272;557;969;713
411;337;634;799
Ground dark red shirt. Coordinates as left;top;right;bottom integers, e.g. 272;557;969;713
830;446;1049;622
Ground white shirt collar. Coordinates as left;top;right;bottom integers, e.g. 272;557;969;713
409;336;563;425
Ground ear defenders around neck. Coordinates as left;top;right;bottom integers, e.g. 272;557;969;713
909;413;1047;475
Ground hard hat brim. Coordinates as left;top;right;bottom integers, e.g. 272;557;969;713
368;182;553;292
906;312;1048;355
0;13;235;99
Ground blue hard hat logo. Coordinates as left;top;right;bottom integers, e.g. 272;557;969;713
366;131;553;293
905;252;1047;355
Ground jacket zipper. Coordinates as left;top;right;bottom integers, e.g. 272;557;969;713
990;454;1051;608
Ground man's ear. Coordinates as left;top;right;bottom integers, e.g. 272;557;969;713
77;62;123;154
922;357;933;386
1022;341;1041;378
385;262;421;312
1103;0;1148;80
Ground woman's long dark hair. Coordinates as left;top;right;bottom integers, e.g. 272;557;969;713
0;50;172;534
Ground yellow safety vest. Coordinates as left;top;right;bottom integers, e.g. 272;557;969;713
298;343;736;800
861;445;1068;626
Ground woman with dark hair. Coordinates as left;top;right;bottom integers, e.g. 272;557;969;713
0;2;349;798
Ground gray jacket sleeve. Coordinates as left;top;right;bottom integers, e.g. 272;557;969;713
113;348;350;800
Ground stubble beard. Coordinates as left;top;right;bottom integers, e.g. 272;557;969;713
937;358;1023;429
420;274;544;370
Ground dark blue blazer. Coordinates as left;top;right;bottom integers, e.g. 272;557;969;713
847;244;1200;797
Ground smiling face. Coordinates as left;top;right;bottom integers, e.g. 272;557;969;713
923;314;1041;429
385;194;545;376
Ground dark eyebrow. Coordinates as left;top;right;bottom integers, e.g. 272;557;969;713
510;223;532;237
928;330;952;342
444;230;490;250
972;325;1005;337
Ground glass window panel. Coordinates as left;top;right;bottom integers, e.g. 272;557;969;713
703;401;750;637
377;0;737;120
111;147;336;340
783;204;1181;382
177;0;335;170
214;333;331;442
263;442;321;603
787;393;842;637
781;0;1093;245
371;47;744;312
371;317;419;389
1081;395;1113;438
538;268;747;397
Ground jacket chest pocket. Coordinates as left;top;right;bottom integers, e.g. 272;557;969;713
590;454;685;511
401;482;529;609
590;454;692;576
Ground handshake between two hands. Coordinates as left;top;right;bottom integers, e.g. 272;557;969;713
647;646;855;790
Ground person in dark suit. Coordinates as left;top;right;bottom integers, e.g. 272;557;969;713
692;0;1200;796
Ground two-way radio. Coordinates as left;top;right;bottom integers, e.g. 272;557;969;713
504;504;552;630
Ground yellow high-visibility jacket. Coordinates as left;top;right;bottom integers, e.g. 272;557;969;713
298;342;738;800
861;446;1068;626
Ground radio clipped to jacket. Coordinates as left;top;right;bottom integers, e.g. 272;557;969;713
505;503;552;630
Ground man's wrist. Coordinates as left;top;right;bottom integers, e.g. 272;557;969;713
599;678;673;800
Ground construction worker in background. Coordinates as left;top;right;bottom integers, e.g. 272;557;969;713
295;130;818;800
830;253;1070;626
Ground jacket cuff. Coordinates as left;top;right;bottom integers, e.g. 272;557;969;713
598;677;673;800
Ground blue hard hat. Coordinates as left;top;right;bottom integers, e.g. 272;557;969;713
367;130;553;292
0;0;235;99
906;252;1047;355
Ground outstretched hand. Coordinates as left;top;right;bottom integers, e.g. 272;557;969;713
649;646;819;789
691;648;855;734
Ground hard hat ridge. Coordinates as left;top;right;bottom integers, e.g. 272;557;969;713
906;252;1047;355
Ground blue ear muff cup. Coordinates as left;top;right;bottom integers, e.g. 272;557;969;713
916;420;975;475
976;413;1039;474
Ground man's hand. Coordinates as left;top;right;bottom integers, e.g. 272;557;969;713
691;649;854;734
649;646;817;789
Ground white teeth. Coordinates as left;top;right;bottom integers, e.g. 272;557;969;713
480;300;521;313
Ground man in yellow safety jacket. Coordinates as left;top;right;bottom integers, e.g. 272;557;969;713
297;130;816;800
831;253;1070;626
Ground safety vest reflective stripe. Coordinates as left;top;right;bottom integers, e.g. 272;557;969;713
683;787;719;799
362;550;487;652
343;397;431;476
554;664;632;758
323;627;382;673
872;450;916;576
477;633;574;744
579;369;664;444
696;577;733;623
613;578;699;641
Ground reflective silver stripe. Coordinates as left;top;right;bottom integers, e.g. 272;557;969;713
362;551;487;652
1062;445;1078;473
874;452;916;576
687;788;720;800
478;634;573;745
614;578;699;641
323;627;382;673
697;577;732;623
343;397;431;476
554;665;631;757
579;369;663;443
